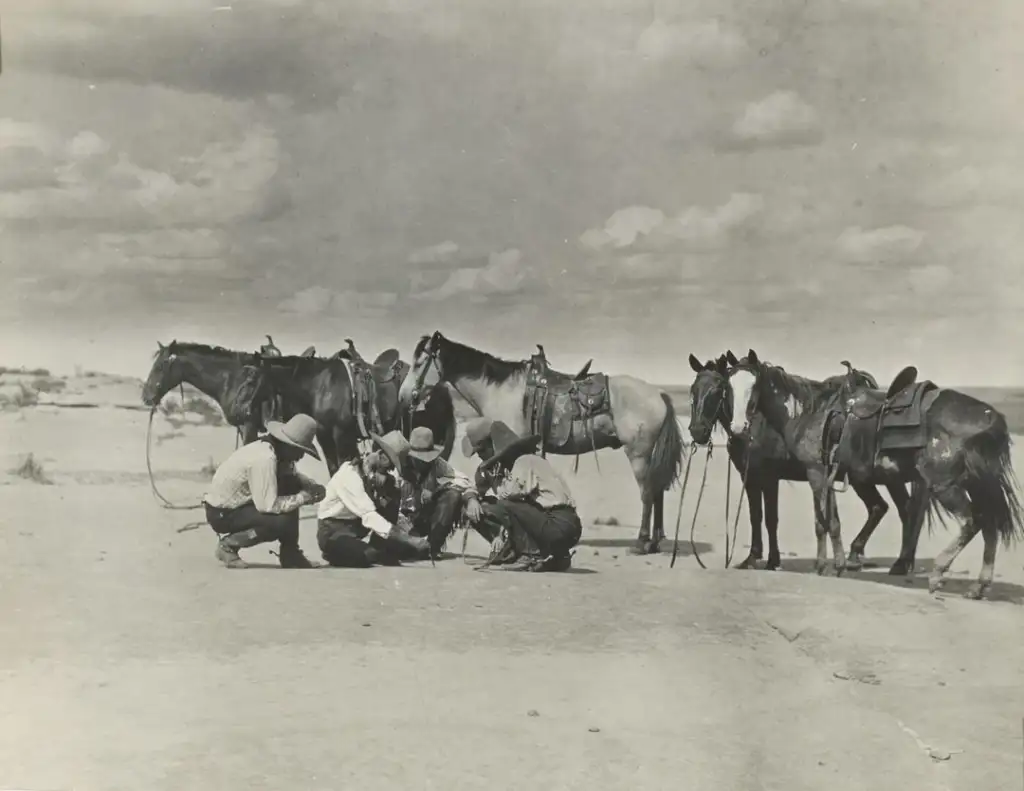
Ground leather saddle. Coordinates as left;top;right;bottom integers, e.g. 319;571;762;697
523;346;611;465
225;364;269;425
823;365;939;488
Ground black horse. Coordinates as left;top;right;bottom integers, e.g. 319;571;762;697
142;341;456;476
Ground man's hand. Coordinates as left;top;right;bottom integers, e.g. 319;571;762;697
464;497;482;524
420;489;434;506
305;484;326;504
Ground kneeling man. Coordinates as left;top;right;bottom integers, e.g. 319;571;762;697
475;421;583;572
400;427;483;554
316;431;431;567
203;414;325;569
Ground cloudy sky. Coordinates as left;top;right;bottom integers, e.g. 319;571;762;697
2;0;1023;385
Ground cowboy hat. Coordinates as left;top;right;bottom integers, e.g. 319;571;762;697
407;426;444;463
369;429;411;471
461;416;494;458
478;421;541;471
266;414;321;460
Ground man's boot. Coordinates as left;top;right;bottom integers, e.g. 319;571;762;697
215;529;262;569
387;529;431;560
277;543;314;569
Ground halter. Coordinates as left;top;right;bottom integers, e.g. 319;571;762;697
407;332;484;418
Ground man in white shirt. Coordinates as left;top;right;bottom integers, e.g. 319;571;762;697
317;430;431;567
203;413;326;569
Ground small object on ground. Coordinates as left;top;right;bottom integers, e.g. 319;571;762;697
527;709;539;717
588;727;600;733
362;622;371;627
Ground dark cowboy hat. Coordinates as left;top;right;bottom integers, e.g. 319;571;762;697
478;421;541;471
461;416;494;458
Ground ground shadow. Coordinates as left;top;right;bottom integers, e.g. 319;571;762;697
435;551;599;573
579;537;715;557
767;555;1024;605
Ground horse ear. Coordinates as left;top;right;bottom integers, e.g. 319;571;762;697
157;341;165;350
688;353;703;373
715;354;728;372
725;350;739;366
747;349;760;367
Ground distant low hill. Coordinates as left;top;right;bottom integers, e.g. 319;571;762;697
4;366;1023;436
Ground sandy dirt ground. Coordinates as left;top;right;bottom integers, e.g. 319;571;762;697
1;384;1023;790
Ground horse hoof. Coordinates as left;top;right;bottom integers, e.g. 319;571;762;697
765;559;781;572
888;561;912;576
927;578;943;595
647;542;661;555
629;542;652;556
963;585;986;601
734;555;758;570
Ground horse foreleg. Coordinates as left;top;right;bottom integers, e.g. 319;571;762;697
762;477;782;570
847;482;889;570
735;475;763;570
888;480;922;576
317;430;339;478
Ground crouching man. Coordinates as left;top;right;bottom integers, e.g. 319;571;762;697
203;414;325;569
316;431;431;567
474;421;583;572
399;427;484;556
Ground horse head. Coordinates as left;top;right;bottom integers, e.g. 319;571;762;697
399;331;444;411
686;352;731;446
142;340;183;407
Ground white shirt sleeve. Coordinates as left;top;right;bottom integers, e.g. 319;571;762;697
333;465;393;539
249;453;308;514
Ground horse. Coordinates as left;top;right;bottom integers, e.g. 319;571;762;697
687;352;910;571
398;331;686;554
725;349;1024;599
141;341;457;476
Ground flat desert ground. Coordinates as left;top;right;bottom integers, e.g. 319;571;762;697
1;371;1023;790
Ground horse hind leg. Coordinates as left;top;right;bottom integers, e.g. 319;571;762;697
735;476;764;570
847;482;889;571
927;485;980;596
627;454;657;555
807;469;834;575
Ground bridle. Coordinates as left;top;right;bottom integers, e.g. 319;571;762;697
406;332;484;418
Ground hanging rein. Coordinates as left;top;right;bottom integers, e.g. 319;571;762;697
669;383;751;570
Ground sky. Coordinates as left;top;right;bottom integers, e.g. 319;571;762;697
2;0;1023;386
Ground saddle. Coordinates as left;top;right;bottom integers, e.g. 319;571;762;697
344;346;407;439
822;365;939;489
224;364;268;425
523;347;611;470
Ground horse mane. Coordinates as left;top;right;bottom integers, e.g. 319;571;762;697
755;360;851;413
159;341;249;360
425;333;526;385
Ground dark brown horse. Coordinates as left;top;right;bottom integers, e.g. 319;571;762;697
725;349;1024;599
398;331;686;554
687;352;910;571
141;341;456;476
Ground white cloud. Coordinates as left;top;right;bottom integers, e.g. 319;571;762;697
579;205;665;250
408;240;460;265
580;193;763;254
0;120;280;228
413;247;527;301
278;286;398;314
636;18;748;67
729;91;821;148
836;225;925;264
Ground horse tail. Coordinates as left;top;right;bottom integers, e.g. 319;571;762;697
957;412;1024;546
646;392;685;495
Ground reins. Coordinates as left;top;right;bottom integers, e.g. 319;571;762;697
670;442;708;568
722;445;751;567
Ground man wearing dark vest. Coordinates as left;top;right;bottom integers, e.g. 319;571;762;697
399;426;483;555
202;414;324;569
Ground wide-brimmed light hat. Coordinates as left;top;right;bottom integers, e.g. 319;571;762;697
461;416;494;458
407;426;444;463
266;414;321;460
478;421;541;471
370;429;411;471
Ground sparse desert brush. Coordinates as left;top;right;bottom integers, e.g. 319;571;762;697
11;383;39;408
183;396;225;427
11;453;53;485
31;376;66;394
592;516;620;526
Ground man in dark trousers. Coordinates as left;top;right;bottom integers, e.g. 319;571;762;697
474;421;584;572
202;413;325;569
399;426;483;555
316;430;432;567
